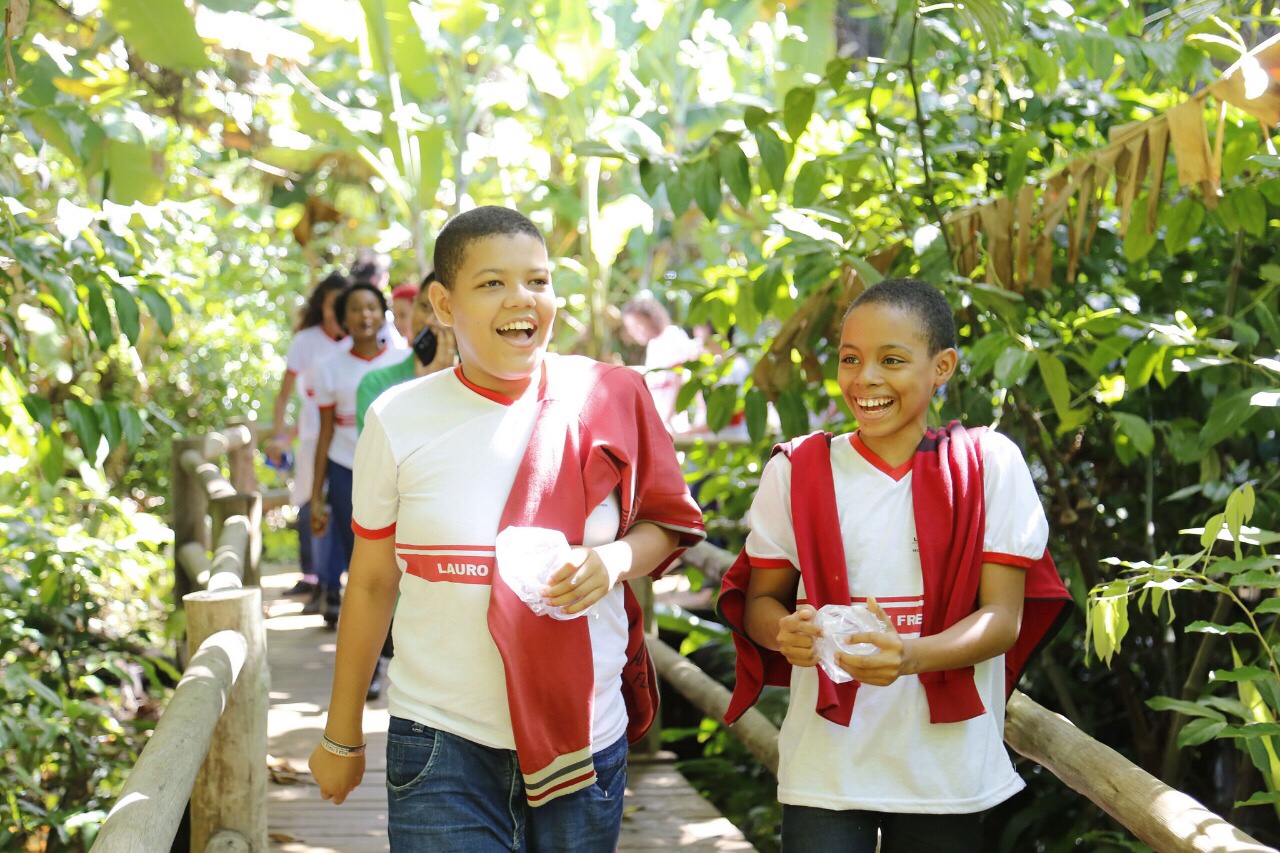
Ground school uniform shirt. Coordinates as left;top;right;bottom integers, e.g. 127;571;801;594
351;363;631;753
642;325;700;432
744;430;1049;814
313;344;407;470
284;327;350;504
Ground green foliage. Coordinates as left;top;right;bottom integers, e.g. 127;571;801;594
0;381;172;850
4;0;1280;846
1088;485;1280;819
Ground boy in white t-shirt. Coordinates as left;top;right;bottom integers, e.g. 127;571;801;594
719;278;1070;852
309;206;705;852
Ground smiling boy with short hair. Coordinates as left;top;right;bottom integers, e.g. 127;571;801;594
310;206;704;852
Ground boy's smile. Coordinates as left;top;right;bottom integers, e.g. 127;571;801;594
838;302;957;467
429;233;555;399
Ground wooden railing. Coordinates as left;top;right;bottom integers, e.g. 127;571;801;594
655;540;1279;853
92;421;278;852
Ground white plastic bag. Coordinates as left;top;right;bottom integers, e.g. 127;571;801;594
494;526;588;620
813;603;890;684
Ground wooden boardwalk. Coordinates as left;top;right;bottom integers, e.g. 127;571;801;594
260;564;755;851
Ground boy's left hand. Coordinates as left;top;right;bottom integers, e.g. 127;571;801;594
543;547;618;615
835;597;909;687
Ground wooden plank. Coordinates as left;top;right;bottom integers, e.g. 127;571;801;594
261;563;756;852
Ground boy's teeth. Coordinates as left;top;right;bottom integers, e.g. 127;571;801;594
499;320;534;331
858;397;892;410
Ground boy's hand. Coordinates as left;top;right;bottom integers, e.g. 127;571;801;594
543;547;618;615
309;743;365;805
835;596;907;686
311;504;331;537
777;604;822;668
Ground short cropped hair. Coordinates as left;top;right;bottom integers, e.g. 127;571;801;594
334;281;389;333
845;278;956;354
433;206;545;289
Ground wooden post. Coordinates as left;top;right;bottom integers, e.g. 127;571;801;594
172;436;209;610
204;829;250;853
184;587;269;853
91;630;247;853
209;494;262;587
226;418;258;494
1004;690;1275;853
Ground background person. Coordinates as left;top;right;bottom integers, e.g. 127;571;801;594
310;281;407;627
269;271;352;605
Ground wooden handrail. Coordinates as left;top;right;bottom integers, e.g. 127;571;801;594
1004;692;1275;853
92;629;248;852
649;636;780;774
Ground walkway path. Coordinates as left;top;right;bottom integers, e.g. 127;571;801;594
259;563;755;851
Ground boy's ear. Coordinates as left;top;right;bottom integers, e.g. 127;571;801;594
933;347;958;388
427;280;453;328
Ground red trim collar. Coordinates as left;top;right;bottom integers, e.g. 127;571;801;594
453;362;547;406
850;432;912;482
454;365;519;405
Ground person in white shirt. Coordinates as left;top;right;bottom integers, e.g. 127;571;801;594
310;281;407;627
621;295;701;434
269;272;352;603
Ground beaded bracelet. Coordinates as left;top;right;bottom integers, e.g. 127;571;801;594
321;734;367;757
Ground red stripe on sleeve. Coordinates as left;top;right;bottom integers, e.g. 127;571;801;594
353;520;396;540
982;551;1035;569
749;556;795;570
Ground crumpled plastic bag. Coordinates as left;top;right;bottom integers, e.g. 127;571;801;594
494;526;590;620
813;603;890;684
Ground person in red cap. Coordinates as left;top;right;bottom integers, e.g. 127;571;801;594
390;282;420;342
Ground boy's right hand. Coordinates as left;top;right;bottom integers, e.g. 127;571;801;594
309;743;365;805
777;604;822;667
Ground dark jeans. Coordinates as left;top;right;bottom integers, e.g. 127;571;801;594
386;718;628;852
781;805;984;853
319;461;353;590
295;500;315;577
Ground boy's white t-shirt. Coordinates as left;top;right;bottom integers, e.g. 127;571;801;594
744;430;1049;814
351;364;629;753
313;344;407;470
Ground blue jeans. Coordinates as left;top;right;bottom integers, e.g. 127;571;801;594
782;805;984;853
319;461;353;590
386;717;628;852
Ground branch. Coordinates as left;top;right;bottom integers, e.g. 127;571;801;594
904;9;954;261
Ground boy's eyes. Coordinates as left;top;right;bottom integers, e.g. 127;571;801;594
480;278;551;288
839;355;906;365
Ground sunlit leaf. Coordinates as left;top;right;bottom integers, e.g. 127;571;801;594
110;284;141;346
1178;717;1228;747
85;281;115;348
99;0;211;70
783;86;816;141
754;124;789;192
719;143;752;207
1148;696;1227;720
65;400;101;463
137;285;174;336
